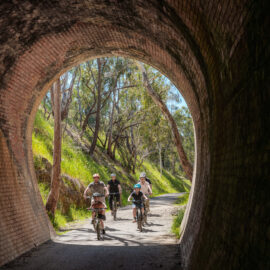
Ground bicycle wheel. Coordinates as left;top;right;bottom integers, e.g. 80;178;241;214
144;211;147;224
113;200;117;220
92;219;96;231
96;222;101;240
143;203;148;224
137;210;142;232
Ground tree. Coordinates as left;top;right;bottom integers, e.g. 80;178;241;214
61;67;78;121
39;56;194;181
89;58;102;155
45;78;62;215
136;61;193;181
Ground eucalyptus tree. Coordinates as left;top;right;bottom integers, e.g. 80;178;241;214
136;62;193;181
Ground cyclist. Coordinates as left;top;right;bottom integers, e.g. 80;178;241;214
90;192;106;234
84;173;109;233
107;173;122;215
84;173;109;203
141;172;152;190
128;184;148;223
138;172;152;212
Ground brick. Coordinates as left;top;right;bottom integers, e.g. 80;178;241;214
0;1;269;269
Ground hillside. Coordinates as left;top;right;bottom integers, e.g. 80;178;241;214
32;110;190;230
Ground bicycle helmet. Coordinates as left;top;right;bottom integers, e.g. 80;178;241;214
93;192;103;197
93;173;100;178
134;184;141;189
140;172;146;178
110;173;116;177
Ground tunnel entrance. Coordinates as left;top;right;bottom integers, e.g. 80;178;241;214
0;1;269;269
32;57;194;231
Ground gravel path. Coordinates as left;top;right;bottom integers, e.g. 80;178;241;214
2;193;183;270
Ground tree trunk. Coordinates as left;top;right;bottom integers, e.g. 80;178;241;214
80;99;96;137
137;62;193;181
107;82;117;158
46;79;62;215
61;67;78;121
89;58;102;155
158;143;163;176
76;67;83;125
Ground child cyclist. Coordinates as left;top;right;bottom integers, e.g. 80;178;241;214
91;192;106;234
128;184;148;223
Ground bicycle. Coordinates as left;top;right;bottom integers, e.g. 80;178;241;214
143;195;150;224
109;192;120;221
133;200;144;232
86;195;106;240
88;208;106;240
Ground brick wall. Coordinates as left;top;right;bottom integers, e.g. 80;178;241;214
0;1;269;269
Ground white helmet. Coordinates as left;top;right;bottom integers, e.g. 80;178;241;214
140;172;146;178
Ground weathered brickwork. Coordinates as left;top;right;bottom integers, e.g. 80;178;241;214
0;1;269;269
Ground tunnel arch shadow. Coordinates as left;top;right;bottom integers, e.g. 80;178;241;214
0;2;223;268
1;25;209;268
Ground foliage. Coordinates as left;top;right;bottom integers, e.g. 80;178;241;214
34;56;194;229
174;192;190;205
171;192;190;238
33;109;190;229
171;209;185;239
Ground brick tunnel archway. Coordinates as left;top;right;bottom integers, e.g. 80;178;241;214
0;1;269;269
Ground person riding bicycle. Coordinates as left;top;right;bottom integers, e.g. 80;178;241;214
107;173;122;215
138;172;152;212
90;192;106;234
84;173;109;203
128;184;148;223
141;172;152;190
83;173;109;233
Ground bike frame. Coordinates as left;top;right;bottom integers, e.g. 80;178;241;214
133;200;144;232
86;196;106;240
89;208;106;240
110;192;119;220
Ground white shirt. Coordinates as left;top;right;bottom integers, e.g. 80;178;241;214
138;181;152;195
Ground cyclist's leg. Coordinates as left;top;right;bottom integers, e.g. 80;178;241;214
145;196;150;211
100;220;104;229
101;209;106;220
91;211;96;224
132;204;137;222
141;204;145;215
98;212;105;233
109;195;113;210
116;194;120;205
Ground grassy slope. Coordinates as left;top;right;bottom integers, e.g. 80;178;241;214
171;192;190;238
33;110;190;229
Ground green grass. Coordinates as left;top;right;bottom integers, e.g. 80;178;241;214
136;161;191;195
174;192;189;205
32;111;113;185
38;181;89;231
171;192;190;238
171;209;185;238
33;109;191;230
38;182;50;204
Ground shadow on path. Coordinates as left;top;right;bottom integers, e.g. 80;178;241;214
1;193;183;270
1;241;182;270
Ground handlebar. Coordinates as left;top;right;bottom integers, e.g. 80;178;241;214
85;195;105;199
87;208;107;211
109;192;120;195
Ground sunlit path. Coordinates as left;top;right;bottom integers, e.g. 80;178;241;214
3;194;183;270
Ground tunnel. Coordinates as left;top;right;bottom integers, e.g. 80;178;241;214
0;1;269;269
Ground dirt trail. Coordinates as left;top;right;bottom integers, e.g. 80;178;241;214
2;193;183;270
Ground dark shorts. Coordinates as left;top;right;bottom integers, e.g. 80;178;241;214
97;213;106;220
132;202;144;209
